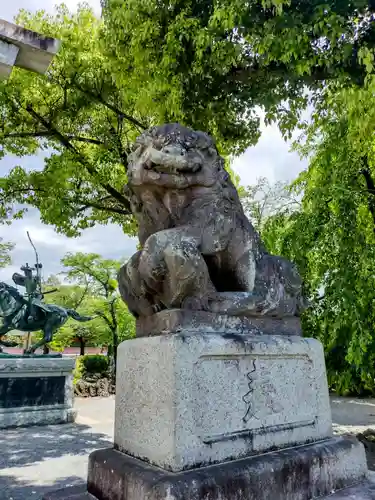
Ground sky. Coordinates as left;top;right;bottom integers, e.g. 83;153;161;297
0;0;307;283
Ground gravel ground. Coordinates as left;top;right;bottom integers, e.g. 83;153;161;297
0;395;375;500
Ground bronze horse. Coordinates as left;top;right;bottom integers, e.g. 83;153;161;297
0;282;92;354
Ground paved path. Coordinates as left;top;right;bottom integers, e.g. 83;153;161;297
331;396;375;435
1;395;375;500
0;398;114;500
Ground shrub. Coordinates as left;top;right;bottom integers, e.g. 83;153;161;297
73;357;84;386
81;354;109;375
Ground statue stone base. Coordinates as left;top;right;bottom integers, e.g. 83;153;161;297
0;357;76;428
135;309;303;337
85;437;367;499
113;331;332;471
45;321;371;500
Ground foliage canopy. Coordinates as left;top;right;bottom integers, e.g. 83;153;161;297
258;84;375;395
2;1;375;236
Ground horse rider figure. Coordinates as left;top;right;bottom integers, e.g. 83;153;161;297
12;262;44;324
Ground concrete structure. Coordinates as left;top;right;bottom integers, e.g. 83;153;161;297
0;356;76;428
115;333;332;472
0;18;61;78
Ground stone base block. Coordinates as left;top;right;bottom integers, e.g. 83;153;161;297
44;472;375;500
0;405;76;428
43;486;96;500
326;479;375;499
136;309;302;337
0;357;75;428
53;437;366;500
115;332;332;472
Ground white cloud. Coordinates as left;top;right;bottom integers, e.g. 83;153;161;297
0;0;101;23
0;208;137;283
232;118;307;186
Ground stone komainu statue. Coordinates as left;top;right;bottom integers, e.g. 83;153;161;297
118;123;306;322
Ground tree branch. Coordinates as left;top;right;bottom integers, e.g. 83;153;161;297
95;309;114;330
71;262;111;293
2;131;51;138
26;104;78;152
68;136;105;146
106;118;129;168
77;201;131;216
360;156;375;229
2;130;105;146
109;297;118;331
24;104;131;210
73;84;148;130
73;282;89;310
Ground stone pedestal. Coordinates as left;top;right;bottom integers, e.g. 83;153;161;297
114;332;332;471
0;356;76;428
44;314;370;500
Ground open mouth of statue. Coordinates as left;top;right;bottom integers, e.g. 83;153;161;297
143;148;202;174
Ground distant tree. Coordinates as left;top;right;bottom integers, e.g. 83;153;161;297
240;177;300;233
43;280;108;354
61;252;135;369
0;238;14;268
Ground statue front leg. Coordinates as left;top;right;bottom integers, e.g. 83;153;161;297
139;229;217;311
118;251;159;317
24;315;58;354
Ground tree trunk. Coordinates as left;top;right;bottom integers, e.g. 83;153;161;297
360;157;375;230
107;329;119;384
24;332;31;352
43;345;50;355
113;329;118;372
78;336;86;356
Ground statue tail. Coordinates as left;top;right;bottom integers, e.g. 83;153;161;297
67;309;92;322
0;339;19;347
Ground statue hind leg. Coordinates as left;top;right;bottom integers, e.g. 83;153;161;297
0;321;11;351
0;321;19;353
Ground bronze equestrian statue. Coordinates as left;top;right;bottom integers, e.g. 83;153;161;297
0;261;92;354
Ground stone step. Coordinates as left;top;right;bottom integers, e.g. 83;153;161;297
44;477;375;500
43;485;95;500
44;440;370;500
323;473;375;499
45;483;375;500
